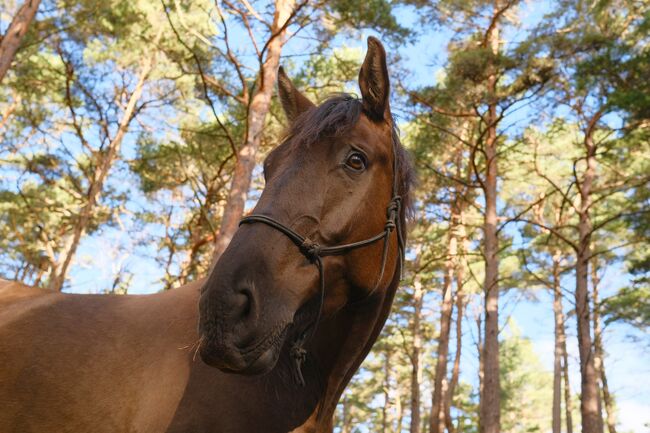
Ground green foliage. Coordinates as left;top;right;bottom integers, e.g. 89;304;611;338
602;286;650;330
500;321;553;433
326;0;410;41
0;0;213;288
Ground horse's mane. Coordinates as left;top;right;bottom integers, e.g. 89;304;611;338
287;94;415;218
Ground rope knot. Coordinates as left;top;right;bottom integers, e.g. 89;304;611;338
386;195;402;219
299;238;321;261
290;339;308;386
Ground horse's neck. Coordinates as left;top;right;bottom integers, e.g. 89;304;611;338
303;281;398;431
169;279;397;433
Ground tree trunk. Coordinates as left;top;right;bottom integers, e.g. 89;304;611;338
563;330;574;433
46;56;154;291
211;0;295;262
575;123;604;433
480;8;501;433
592;259;617;433
0;92;21;141
477;310;484;433
0;0;41;83
431;213;459;433
552;248;565;433
396;381;404;433
382;350;392;433
445;265;465;433
446;200;468;433
410;277;424;433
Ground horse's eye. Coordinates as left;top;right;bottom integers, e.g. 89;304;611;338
345;152;367;172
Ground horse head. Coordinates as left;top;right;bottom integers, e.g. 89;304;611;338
198;37;413;376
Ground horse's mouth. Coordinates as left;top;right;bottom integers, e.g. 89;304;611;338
201;322;291;375
237;323;291;374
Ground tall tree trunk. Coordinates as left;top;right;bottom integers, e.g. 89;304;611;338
563;330;574;433
429;201;460;433
575;119;604;433
481;7;501;433
552;248;565;433
382;349;392;433
592;259;617;433
0;92;21;141
46;56;154;291
0;0;41;83
445;263;465;433
211;0;295;262
431;211;459;433
410;276;424;433
396;382;404;433
476;309;484;433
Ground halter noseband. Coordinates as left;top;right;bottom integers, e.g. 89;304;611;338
238;137;405;385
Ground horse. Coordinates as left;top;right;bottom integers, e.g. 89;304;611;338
0;37;414;433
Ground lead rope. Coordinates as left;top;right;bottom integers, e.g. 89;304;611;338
290;251;324;386
239;141;405;386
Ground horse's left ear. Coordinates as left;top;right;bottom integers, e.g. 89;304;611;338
359;36;391;122
278;66;315;123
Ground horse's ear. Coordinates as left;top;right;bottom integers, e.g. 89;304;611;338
359;37;391;122
278;66;315;123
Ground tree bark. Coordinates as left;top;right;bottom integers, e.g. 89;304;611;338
480;7;501;433
477;310;484;433
382;349;392;433
444;259;465;433
211;0;295;262
396;381;404;433
563;330;574;433
431;211;459;433
575;119;604;433
0;0;41;83
46;56;154;291
446;160;470;433
592;259;617;433
410;276;424;433
552;248;565;433
0;92;21;140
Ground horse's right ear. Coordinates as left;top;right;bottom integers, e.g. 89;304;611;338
278;66;315;123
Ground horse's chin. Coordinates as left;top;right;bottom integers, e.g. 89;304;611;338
236;343;283;375
200;324;289;376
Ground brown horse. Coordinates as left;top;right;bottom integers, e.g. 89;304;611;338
0;37;413;433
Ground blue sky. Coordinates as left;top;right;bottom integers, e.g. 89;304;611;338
56;1;649;431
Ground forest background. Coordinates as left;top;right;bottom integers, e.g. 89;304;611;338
0;0;648;432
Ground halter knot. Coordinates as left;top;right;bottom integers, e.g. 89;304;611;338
299;238;321;261
290;339;308;386
386;195;402;219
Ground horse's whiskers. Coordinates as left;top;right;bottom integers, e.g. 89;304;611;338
193;336;205;362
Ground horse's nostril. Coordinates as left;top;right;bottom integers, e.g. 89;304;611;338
233;288;253;320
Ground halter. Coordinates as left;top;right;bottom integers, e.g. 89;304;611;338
239;134;405;386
